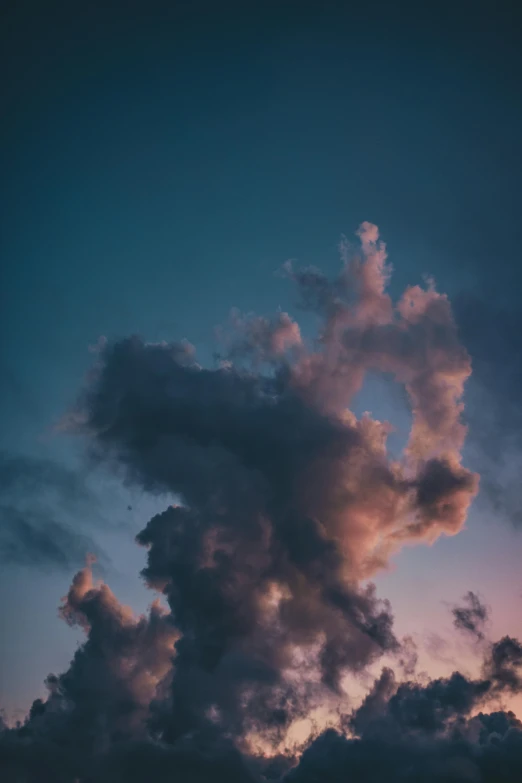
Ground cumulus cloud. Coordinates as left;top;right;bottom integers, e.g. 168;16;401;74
0;558;178;781
291;633;522;782
1;223;503;781
287;710;522;783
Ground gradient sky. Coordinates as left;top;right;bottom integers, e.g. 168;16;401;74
2;0;522;731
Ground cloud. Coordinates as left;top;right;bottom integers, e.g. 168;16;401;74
62;223;476;744
287;711;522;783
0;452;102;570
0;558;178;782
0;505;96;569
452;591;490;642
397;635;418;677
79;223;477;577
5;604;522;781
484;636;522;694
218;310;303;366
453;293;522;526
0;451;92;504
0;223;496;781
453;295;522;445
290;634;522;783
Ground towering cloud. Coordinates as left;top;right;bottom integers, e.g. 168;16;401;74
3;223;509;782
0;558;178;782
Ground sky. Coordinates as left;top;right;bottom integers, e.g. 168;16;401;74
2;1;522;781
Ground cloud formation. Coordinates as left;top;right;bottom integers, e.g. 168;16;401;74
453;294;522;526
3;572;522;781
2;223;503;781
452;591;490;642
0;451;101;569
289;633;522;783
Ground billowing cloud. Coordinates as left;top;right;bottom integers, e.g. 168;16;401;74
1;224;497;781
78;223;477;576
290;634;522;782
288;710;522;783
4;588;522;781
0;558;178;782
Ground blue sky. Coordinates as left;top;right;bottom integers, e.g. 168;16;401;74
1;0;522;721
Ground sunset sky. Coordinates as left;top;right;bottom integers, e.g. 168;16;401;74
2;2;522;781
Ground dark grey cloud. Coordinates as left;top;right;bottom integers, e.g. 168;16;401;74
0;560;179;782
66;219;479;744
452;591;490;642
4;619;522;782
397;635;418;677
287;712;522;783
289;635;522;783
484;636;522;694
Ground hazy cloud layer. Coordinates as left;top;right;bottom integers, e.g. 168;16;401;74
454;294;522;526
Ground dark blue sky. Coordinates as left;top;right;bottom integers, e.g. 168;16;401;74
1;0;522;719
